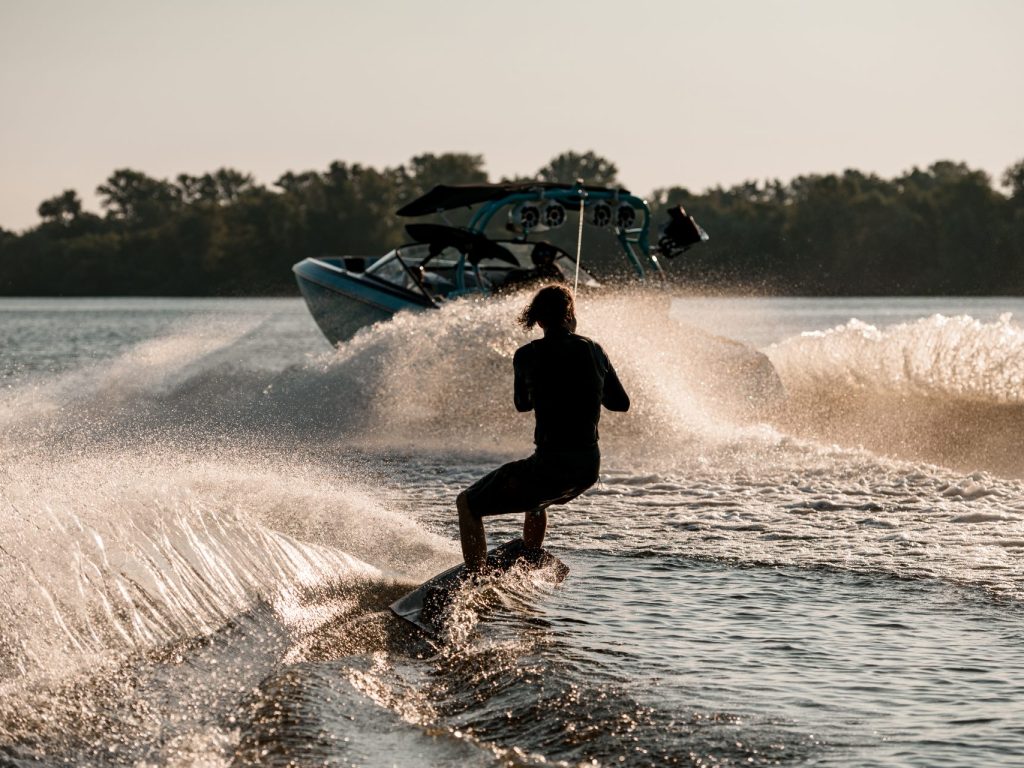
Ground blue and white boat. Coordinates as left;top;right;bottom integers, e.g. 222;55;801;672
292;182;707;346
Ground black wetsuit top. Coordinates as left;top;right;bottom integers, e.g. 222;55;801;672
513;328;630;452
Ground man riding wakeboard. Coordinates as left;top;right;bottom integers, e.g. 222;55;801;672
456;284;630;570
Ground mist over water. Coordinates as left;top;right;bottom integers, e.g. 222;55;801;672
2;294;1024;766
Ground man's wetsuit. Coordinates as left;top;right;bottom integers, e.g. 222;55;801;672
463;327;629;517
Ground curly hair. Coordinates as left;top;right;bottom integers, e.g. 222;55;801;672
518;284;576;331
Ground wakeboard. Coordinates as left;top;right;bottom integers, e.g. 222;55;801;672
389;538;568;636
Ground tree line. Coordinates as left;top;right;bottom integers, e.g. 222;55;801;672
1;151;1022;296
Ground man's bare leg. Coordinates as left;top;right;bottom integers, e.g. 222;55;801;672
523;508;547;549
457;492;487;571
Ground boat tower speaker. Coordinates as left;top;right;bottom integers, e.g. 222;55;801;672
541;202;566;229
508;203;541;233
616;204;637;229
590;202;613;227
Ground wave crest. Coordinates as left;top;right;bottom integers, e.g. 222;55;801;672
769;313;1024;476
770;312;1024;404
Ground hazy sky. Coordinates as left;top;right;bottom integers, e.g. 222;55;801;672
1;0;1021;231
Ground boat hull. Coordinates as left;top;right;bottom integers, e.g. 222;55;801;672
293;257;433;346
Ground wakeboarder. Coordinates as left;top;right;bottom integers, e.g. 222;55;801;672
456;285;630;570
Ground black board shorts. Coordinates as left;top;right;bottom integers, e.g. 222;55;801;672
464;446;600;518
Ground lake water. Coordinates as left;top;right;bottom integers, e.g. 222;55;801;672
2;293;1023;767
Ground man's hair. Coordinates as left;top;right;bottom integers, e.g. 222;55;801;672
519;285;576;331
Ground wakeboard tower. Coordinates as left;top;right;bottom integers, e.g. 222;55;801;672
389;538;568;637
293;181;709;346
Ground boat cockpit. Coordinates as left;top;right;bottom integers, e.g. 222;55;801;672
360;237;599;305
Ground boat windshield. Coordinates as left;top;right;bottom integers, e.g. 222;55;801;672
478;242;600;291
365;241;598;297
365;244;461;297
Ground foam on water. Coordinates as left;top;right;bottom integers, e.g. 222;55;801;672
0;316;261;439
292;289;784;461
0;290;781;460
770;312;1024;403
0;453;454;690
767;312;1024;476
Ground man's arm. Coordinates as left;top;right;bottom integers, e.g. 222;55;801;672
600;349;630;412
513;346;533;412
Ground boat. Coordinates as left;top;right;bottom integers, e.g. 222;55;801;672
292;182;707;345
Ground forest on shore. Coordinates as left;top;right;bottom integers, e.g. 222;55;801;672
2;150;1022;296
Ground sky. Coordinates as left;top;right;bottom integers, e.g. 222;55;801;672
1;0;1022;231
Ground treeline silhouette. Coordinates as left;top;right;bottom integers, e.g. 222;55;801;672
2;151;1022;296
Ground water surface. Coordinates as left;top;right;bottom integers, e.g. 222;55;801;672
2;294;1023;767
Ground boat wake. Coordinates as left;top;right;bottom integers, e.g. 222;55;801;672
3;295;1024;766
2;299;1021;659
0;454;454;684
768;312;1024;476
